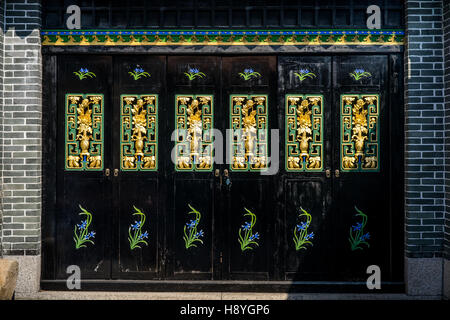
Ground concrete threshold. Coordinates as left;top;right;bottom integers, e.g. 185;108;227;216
15;291;442;300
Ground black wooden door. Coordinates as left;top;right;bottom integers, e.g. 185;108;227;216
221;56;277;280
277;56;335;280
331;55;403;281
45;53;403;286
55;55;113;279
111;55;166;279
276;54;403;282
165;56;221;279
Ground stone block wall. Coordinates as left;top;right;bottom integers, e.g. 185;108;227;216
443;0;450;300
405;0;446;296
405;0;445;259
0;0;42;293
0;0;6;259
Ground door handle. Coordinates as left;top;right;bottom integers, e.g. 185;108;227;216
325;169;331;178
393;72;399;94
215;169;222;188
223;169;232;188
335;169;340;178
105;168;110;176
114;168;119;177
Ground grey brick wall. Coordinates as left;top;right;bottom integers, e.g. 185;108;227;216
444;0;450;260
1;0;42;256
405;0;446;258
0;0;5;257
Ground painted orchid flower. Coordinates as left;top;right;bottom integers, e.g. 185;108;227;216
352;222;363;231
139;231;149;239
186;219;198;229
297;221;309;231
305;232;314;240
77;220;88;230
242;222;251;231
84;231;96;240
131;221;142;230
195;230;204;238
249;232;260;241
183;204;204;249
360;232;370;241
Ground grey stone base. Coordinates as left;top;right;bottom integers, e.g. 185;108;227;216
405;257;443;296
3;255;448;296
15;291;442;300
444;259;450;299
5;255;40;294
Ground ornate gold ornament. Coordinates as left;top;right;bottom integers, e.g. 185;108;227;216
230;95;268;171
175;95;213;171
341;94;379;171
65;94;103;171
121;95;158;171
286;95;323;171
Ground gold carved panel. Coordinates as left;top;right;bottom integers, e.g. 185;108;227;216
175;95;214;171
230;95;268;171
341;94;379;171
65;94;103;171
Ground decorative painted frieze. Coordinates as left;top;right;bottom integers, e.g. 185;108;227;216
42;29;404;46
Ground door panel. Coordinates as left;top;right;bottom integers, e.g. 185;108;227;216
172;179;215;279
332;55;390;280
221;56;277;280
283;180;335;280
166;56;221;279
277;56;334;280
112;56;166;279
116;179;159;276
56;56;113;279
226;179;272;280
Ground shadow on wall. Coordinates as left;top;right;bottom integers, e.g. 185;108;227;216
1;0;41;39
1;28;36;38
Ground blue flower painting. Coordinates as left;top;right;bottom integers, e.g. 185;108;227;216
293;207;314;251
184;68;206;80
183;204;204;249
129;67;151;80
238;208;260;251
349;206;371;251
128;206;149;250
239;68;261;80
349;68;372;81
294;69;317;82
73;68;96;80
73;205;96;249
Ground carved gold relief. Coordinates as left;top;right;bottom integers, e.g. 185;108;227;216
341;94;379;171
286;95;323;171
65;94;103;171
230;95;268;171
121;94;158;171
175;95;213;171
